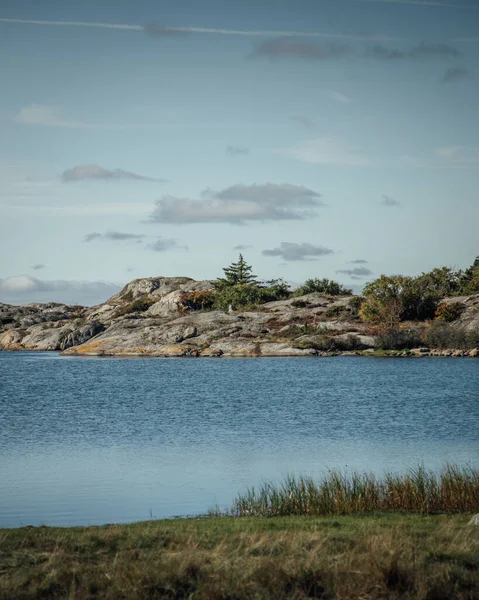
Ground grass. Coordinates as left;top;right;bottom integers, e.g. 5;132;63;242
1;466;477;598
224;466;479;518
1;514;478;599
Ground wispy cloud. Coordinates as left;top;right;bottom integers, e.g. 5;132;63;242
233;245;252;251
336;267;373;279
252;38;353;60
148;183;325;225
442;67;470;82
0;275;122;306
13;105;178;131
147;238;186;252
226;146;250;156
381;194;401;206
436;146;479;166
62;165;164;183
327;91;352;104
279;138;371;167
290;116;319;132
83;231;185;252
349;259;369;264
262;242;334;261
367;41;460;59
83;232;146;243
0;18;395;40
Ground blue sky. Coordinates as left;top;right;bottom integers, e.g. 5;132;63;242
0;0;478;304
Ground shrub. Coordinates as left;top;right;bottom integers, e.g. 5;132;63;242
423;322;479;350
348;296;364;317
115;296;155;317
434;302;465;322
294;278;352;297
376;329;422;350
294;333;363;352
325;305;347;318
213;284;265;311
179;291;215;312
291;300;309;309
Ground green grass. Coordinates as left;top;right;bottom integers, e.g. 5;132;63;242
223;466;479;518
1;514;477;599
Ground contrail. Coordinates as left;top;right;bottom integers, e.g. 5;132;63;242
0;17;395;41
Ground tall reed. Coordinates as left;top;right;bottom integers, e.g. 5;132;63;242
226;465;479;517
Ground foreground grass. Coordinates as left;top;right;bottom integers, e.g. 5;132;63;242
225;466;479;518
1;514;478;599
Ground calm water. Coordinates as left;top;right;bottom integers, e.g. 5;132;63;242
0;352;478;527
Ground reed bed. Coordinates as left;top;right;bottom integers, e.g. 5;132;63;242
226;465;479;518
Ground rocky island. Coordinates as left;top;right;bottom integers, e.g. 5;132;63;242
1;274;478;358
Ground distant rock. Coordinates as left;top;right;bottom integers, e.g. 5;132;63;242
1;278;478;358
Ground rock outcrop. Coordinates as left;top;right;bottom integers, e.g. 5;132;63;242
1;277;478;358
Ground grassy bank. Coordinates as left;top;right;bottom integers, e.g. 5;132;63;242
224;466;479;518
1;514;478;599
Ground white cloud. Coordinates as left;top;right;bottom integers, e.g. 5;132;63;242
62;165;164;183
279;138;371;167
436;146;479;165
14;105;92;128
148;183;325;224
381;194;401;206
0;276;122;306
262;242;335;261
327;90;352;104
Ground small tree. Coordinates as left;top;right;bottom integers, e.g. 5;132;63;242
215;254;258;289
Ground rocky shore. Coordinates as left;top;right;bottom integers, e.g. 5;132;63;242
1;276;478;358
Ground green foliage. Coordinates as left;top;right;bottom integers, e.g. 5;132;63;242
260;278;291;300
179;291;215;312
213;284;264;311
460;255;479;293
424;322;479;350
115;296;155;317
325;305;347;318
215;254;258;289
348;296;364;317
434;302;466;322
294;278;352;297
376;329;422;350
293;334;363;352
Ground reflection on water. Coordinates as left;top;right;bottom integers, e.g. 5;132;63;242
0;352;477;527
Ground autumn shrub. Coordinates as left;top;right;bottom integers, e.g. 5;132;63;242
115;296;155;317
179;291;215;312
434;301;466;322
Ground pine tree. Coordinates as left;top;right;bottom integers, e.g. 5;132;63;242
215;254;258;288
460;256;479;293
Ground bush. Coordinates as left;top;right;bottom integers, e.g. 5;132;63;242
348;296;364;317
325;305;347;318
424;322;479;350
376;329;422;350
434;302;465;322
294;278;352;297
115;296;155;317
294;334;363;352
179;291;215;312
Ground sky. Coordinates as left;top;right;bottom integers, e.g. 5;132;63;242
0;0;478;305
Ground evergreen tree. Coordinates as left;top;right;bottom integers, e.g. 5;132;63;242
460;256;479;293
215;254;258;288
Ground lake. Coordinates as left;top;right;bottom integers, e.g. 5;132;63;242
0;352;478;528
